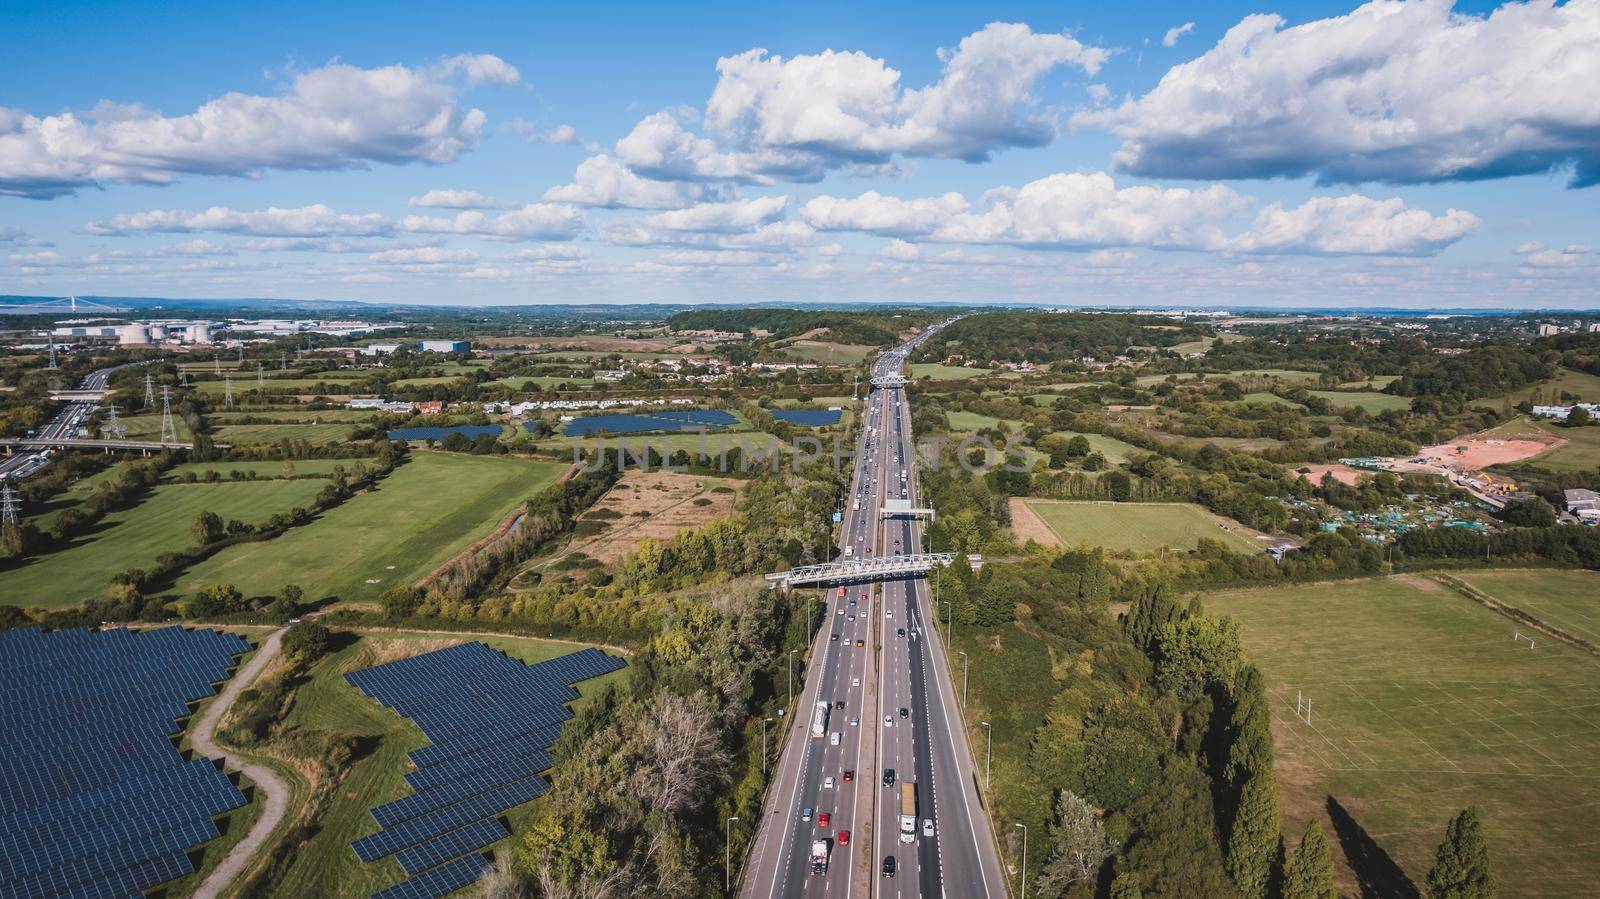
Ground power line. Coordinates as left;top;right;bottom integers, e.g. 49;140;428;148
144;372;155;408
99;404;127;440
223;374;234;409
160;386;178;444
1;484;20;527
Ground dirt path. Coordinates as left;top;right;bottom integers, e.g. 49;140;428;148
190;627;291;899
1007;496;1062;547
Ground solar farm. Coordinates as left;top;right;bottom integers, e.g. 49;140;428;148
344;642;626;899
0;625;252;898
770;408;843;426
558;408;739;436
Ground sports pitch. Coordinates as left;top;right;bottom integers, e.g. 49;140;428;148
1019;499;1263;553
1206;576;1600;897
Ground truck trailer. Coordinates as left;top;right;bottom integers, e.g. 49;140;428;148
899;782;916;843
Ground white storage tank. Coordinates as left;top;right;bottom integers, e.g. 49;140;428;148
184;323;213;344
117;324;151;345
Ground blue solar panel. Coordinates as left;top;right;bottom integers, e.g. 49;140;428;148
372;855;490;899
0;626;249;899
345;643;624;896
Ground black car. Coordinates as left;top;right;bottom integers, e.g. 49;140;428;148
882;768;895;787
882;856;897;877
831;633;840;641
896;628;905;637
899;707;909;719
835;699;846;710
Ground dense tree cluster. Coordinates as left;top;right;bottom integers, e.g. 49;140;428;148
914;312;1206;365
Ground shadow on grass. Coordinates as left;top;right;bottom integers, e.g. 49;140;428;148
1327;795;1419;898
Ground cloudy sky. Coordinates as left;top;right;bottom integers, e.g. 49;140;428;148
2;0;1597;308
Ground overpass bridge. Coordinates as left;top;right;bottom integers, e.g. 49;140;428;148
49;389;110;402
870;373;907;388
0;437;210;452
764;552;954;588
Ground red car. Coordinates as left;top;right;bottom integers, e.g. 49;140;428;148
818;812;830;828
838;830;851;846
842;769;854;782
838;587;846;598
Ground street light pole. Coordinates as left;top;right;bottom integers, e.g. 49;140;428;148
981;721;992;793
726;816;740;892
959;651;968;707
1015;822;1029;899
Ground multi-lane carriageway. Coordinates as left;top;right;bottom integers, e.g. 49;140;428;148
742;324;1007;898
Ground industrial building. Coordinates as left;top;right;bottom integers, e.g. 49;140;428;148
419;339;470;353
51;320;219;346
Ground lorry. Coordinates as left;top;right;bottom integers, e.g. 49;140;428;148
811;700;831;739
899;782;916;843
810;838;829;874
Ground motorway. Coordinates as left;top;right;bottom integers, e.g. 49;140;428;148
0;362;137;481
742;322;1007;898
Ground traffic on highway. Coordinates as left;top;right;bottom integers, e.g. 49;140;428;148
743;321;1005;898
0;362;136;481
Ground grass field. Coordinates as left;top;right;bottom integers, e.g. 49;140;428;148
163;459;355;481
946;410;1022;432
211;409;382;423
1482;418;1600;473
491;375;595;389
6;479;330;607
255;630;626;898
911;363;990;380
213;421;363;446
1478;367;1600;410
1020;500;1263;553
1052;431;1142;465
194;377;368;395
182;453;566;601
1235;392;1306;409
24;462;132;530
117;412;193;442
1235;368;1323;383
1449;569;1600;645
1308;389;1413;413
1206;576;1600;898
781;339;877;364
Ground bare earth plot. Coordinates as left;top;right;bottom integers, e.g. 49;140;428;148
564;470;742;567
1015;498;1264;553
1206;577;1600;898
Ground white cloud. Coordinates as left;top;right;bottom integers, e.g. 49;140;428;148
802;191;970;238
1077;0;1600;187
0;226;50;247
656;249;773;267
1513;240;1546;255
641;196;787;233
368;246;478;264
1515;241;1593;268
1228;195;1480;256
1086;249;1136;266
0;54;520;199
1162;22;1196;47
615;112;807;184
542;155;710;209
88;204;392;237
817;243;843;256
805;172;1475;256
881;240;921;261
399;204;584;241
408;189;508;209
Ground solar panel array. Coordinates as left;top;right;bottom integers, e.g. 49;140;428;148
0;625;251;899
561;408;739;436
345;643;626;899
771;408;844;427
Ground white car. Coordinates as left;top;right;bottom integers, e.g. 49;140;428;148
830;732;841;746
922;819;934;837
824;776;835;789
885;609;893;618
883;715;893;728
850;715;860;726
851;676;861;687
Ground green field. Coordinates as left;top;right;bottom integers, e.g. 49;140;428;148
1133;372;1203;387
492;375;594;389
1483;418;1600;473
117;412;193;442
195;377;367;395
946;410;1022;431
1206;577;1600;898
6;479;330;607
1450;569;1600;645
1023;500;1263;553
389;375;464;388
258;630;626;898
1308;390;1413;413
911;363;990;380
211;409;381;423
1051;431;1143;465
1478;367;1600;410
781;339;877;364
1234;392;1305;409
25;462;133;530
1235;368;1323;383
164;459;356;481
183;453;567;601
214;421;363;446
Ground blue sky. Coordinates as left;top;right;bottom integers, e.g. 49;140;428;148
1;0;1596;307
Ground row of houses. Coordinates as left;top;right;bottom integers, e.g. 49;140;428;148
1531;403;1600;421
480;396;699;416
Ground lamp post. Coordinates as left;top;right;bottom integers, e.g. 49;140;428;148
1015;822;1029;899
726;816;740;892
980;721;992;793
958;651;968;708
762;717;774;778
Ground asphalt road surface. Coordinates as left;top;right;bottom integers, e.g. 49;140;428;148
0;361;144;481
742;322;1006;898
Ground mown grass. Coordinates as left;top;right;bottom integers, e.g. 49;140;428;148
214;422;363;446
1449;569;1600;645
6;479;330;608
910;363;990;380
1307;390;1413;413
163;459;354;481
1206;577;1600;898
1024;500;1263;553
781;340;877;364
182;453;566;602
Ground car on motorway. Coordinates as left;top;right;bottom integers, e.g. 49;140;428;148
836;607;844;615
855;639;865;647
881;856;897;877
883;768;895;786
846;613;855;621
885;609;892;618
883;715;893;728
829;731;841;746
838;830;850;846
897;627;905;637
802;807;813;822
824;776;834;789
851;676;860;687
899;707;909;719
842;769;854;782
835;699;846;709
922;819;934;837
849;715;859;726
838;587;846;598
831;633;839;641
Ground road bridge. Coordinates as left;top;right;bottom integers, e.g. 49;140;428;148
764;553;954;588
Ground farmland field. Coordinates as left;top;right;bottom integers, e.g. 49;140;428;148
1052;431;1143;464
1449;569;1600;645
1206;576;1600;898
529;470;742;576
910;363;990;380
244;629;625;898
6;479;329;607
117;412;193;442
194;377;367;394
1482;417;1600;473
1308;389;1413;413
781;339;877;364
946;410;1022;431
163;459;354;481
1475;367;1600;411
1015;499;1263;553
214;421;364;446
182;452;566;601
